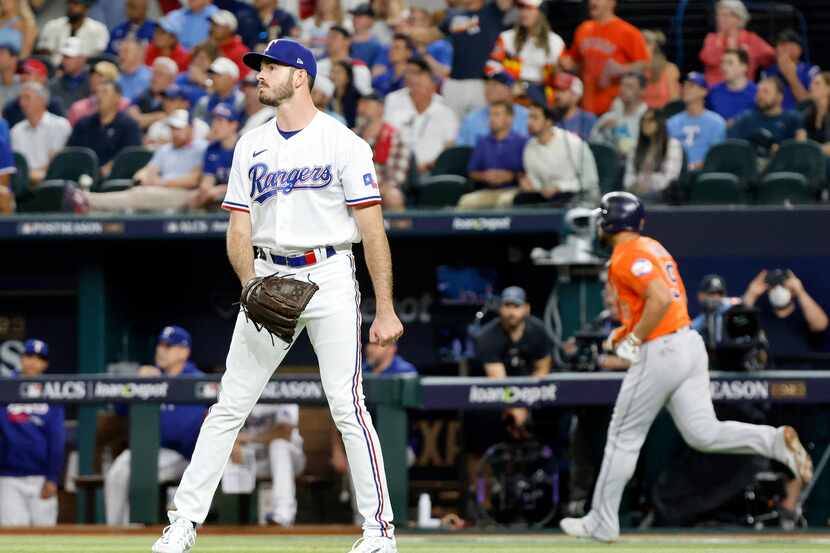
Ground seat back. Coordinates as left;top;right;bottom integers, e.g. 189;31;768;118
589;142;622;195
701;139;757;184
11;152;30;198
431;146;473;177
109;147;153;180
689;172;745;204
44;147;99;185
756;172;816;204
417;175;472;208
763;139;825;188
16;180;67;213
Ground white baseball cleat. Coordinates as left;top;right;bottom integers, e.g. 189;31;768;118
151;518;197;553
349;536;398;553
560;517;614;543
782;426;813;483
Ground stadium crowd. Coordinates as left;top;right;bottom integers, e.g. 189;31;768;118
0;0;827;215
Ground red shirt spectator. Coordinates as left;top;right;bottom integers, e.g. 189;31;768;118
146;15;192;72
561;0;650;115
208;10;250;78
699;0;774;85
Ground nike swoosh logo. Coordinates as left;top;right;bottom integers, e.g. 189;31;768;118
253;149;268;158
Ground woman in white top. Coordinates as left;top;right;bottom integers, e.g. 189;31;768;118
489;0;564;94
624;108;684;202
299;0;345;59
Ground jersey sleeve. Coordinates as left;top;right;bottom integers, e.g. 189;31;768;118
221;138;250;213
341;136;382;207
613;249;661;296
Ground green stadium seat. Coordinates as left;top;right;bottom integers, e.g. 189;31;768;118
11;152;30;199
108;146;153;181
689;172;746;204
589;142;622;195
16;179;67;212
417;175;472;208
754;139;824;204
431;146;473;177
44;147;100;188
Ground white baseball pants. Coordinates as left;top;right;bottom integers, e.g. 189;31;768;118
0;476;58;526
583;328;792;541
104;448;188;526
169;253;395;537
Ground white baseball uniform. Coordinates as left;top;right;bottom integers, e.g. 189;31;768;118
221;404;306;526
169;111;395;538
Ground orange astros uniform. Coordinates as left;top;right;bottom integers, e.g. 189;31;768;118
608;236;690;342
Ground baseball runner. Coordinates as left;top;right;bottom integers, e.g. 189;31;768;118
152;39;403;553
560;192;814;542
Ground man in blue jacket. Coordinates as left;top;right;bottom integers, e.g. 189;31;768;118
0;339;65;526
104;326;207;526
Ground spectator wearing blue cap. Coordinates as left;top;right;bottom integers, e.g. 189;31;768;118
456;70;528;147
36;0;109;66
457;100;528;209
104;326;207;526
762;30;820;112
0;43;20;109
146;15;192;73
193;56;245;125
165;0;219;50
106;0;157;57
129;57;181;132
191;102;240;210
667;72;727;170
84;108;208;212
145;84;211;149
116;36;153;102
0;338;65;526
707;49;757;124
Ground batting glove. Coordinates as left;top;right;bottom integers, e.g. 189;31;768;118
615;334;642;365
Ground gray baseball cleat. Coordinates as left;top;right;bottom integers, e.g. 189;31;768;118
782;426;813;483
349;536;398;553
559;517;615;543
151;518;197;553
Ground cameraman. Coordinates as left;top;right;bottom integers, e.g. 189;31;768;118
743;269;828;367
692;274;740;345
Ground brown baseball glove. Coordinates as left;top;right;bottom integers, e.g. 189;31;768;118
240;275;319;344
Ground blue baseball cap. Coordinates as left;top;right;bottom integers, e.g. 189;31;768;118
242;39;317;80
212;102;241;122
158;14;182;36
684;71;708;90
486;69;515;87
158;326;191;348
23;339;49;358
161;84;188;101
501;286;527;306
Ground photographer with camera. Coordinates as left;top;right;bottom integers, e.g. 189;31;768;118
742;269;828;367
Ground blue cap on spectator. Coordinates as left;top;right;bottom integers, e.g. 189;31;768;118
684;71;708;90
0;42;18;56
486;70;515;87
158;326;191;348
212;102;241;122
501;286;527;306
242;39;317;80
161;84;188;100
23;339;49;358
158;14;182;36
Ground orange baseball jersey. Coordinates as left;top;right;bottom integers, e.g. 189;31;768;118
608;236;691;342
562;17;650;115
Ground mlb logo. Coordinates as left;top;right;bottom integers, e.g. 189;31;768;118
362;173;378;189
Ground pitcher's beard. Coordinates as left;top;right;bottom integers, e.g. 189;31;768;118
259;83;294;107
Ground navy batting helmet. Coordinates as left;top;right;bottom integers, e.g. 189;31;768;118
595;192;644;234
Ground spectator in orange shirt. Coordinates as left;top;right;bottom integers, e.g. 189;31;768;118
560;0;650;116
699;0;774;86
642;30;679;109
